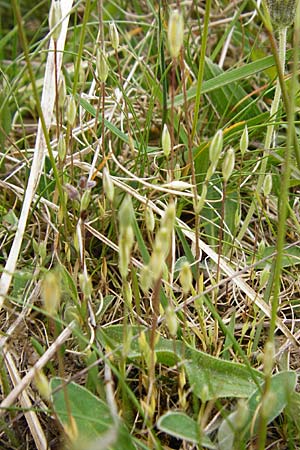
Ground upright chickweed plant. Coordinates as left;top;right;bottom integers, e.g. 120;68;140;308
4;1;300;449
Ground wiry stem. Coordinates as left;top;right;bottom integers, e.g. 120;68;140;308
237;27;287;242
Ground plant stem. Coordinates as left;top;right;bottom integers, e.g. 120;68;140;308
237;27;287;242
191;0;212;142
269;13;299;339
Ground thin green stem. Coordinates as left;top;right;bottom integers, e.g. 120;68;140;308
191;0;211;141
269;12;299;339
237;27;287;242
11;0;70;230
72;0;91;96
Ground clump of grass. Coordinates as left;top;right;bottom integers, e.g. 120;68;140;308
0;1;300;449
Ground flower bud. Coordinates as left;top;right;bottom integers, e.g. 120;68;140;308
58;76;66;109
154;227;171;258
260;264;270;289
145;206;155;232
109;21;119;50
174;163;181;180
165;306;178;337
266;0;297;28
80;190;91;212
42;270;61;315
118;195;134;230
263;341;275;375
168;9;184;58
64;183;80;201
102;166;114;202
123;280;132;306
179;261;192;294
35;370;51;400
161;202;176;233
79;272;92;297
96;48;109;83
119;226;134;279
66;95;76;126
240;125;248;157
149;247;165;282
209;129;223;167
222;147;235;183
49;1;62;41
258;240;266;257
57;132;66;160
140;265;153;293
263;173;272;197
162;124;171;158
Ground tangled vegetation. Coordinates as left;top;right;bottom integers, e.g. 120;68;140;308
0;0;300;449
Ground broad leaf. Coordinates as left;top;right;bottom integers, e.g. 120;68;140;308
50;378;135;449
157;412;216;449
217;371;297;450
98;325;263;400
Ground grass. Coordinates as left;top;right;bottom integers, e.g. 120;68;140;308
1;0;300;449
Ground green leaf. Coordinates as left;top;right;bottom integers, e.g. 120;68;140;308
247;371;297;432
78;96;158;154
157;412;216;449
50;378;135;449
217;371;297;450
97;325;263;400
254;245;300;269
173;50;294;108
202;58;260;121
184;344;262;400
